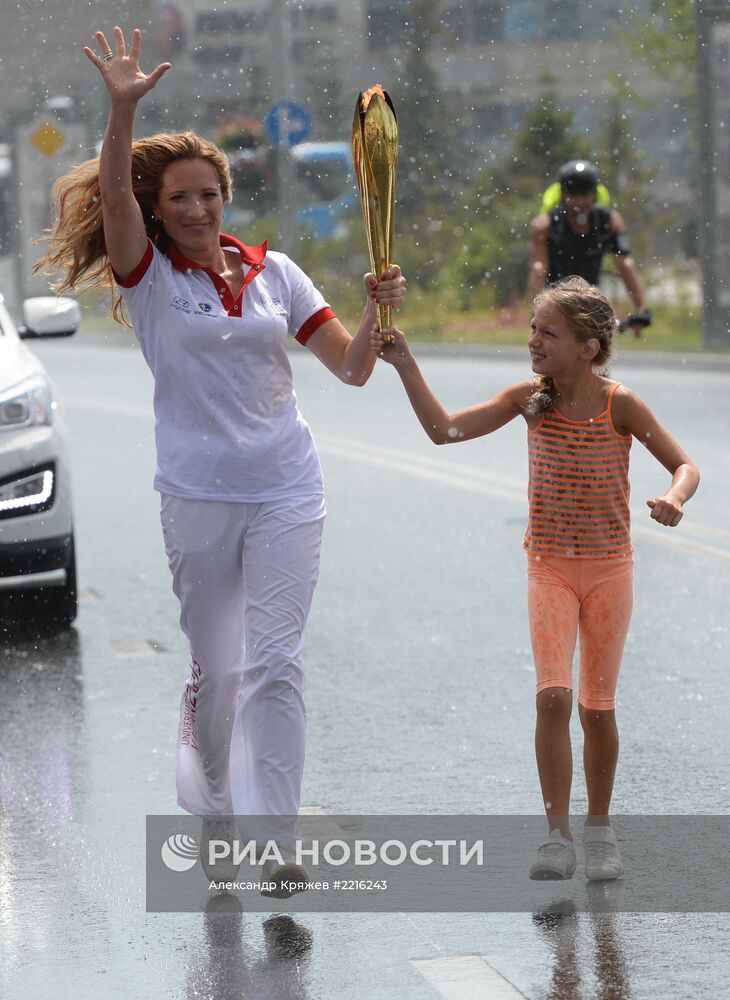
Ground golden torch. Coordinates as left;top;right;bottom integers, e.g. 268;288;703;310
352;84;398;337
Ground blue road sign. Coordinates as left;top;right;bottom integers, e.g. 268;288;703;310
263;101;312;148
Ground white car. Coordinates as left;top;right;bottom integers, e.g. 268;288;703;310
0;291;81;629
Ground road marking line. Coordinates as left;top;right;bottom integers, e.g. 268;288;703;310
65;400;730;562
680;521;730;543
318;432;525;491
318;437;730;563
109;638;167;655
411;955;527;999
318;437;525;503
630;521;730;560
67;397;152;419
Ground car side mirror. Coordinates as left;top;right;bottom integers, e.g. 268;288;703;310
19;296;81;338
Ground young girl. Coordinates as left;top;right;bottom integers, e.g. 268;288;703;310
372;276;699;881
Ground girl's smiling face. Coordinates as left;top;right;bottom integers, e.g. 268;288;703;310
528;301;587;376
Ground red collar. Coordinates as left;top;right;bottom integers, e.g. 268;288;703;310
166;232;268;270
166;233;268;317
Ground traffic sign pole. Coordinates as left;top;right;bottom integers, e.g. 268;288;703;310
270;0;296;254
13;113;88;304
697;2;730;349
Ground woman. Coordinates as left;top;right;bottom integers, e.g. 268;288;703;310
40;27;406;896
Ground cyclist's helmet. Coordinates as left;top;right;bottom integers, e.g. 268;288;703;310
558;159;599;194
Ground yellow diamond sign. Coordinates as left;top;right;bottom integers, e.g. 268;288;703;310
30;121;66;157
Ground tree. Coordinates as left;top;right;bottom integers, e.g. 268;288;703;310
618;0;698;256
500;74;594;196
591;76;662;266
384;0;471;285
621;0;696;92
456;76;592;306
216;118;277;214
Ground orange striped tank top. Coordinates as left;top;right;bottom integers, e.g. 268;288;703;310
524;383;633;559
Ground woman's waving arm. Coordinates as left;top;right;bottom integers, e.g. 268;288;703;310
84;27;170;279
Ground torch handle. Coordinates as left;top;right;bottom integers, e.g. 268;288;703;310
378;303;391;328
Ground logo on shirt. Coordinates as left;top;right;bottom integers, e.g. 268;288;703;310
260;293;287;316
171;296;191;313
197;302;213;313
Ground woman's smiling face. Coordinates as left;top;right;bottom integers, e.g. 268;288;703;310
154;158;224;254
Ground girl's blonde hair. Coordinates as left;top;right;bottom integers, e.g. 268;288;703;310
527;276;617;414
36;131;233;324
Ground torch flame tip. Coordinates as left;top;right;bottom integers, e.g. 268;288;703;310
361;83;386;111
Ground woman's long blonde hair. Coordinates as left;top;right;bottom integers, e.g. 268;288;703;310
527;276;617;414
36;131;232;323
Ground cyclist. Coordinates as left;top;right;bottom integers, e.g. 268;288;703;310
528;160;651;338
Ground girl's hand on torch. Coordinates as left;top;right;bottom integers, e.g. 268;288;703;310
84;27;171;106
371;326;414;368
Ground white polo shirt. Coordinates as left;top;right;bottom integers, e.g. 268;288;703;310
116;233;335;501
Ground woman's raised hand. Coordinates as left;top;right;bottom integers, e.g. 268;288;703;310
84;27;171;105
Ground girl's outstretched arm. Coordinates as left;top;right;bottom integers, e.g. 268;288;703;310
614;387;700;526
372;326;526;444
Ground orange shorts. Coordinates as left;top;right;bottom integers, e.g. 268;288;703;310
527;552;634;711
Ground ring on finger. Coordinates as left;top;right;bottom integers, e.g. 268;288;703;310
101;52;114;62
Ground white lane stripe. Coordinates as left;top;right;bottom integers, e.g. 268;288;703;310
631;520;730;560
65;399;730;562
318;432;526;491
318;437;730;562
680;521;730;544
319;437;526;504
67;397;152;419
412;956;527;999
320;434;729;551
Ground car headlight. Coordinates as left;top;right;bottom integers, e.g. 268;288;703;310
0;464;55;518
0;377;53;431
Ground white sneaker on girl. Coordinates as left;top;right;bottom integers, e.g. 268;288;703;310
529;829;577;880
583;825;623;881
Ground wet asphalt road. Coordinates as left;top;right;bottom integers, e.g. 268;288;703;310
1;334;729;999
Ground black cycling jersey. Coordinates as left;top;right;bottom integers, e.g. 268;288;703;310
547;205;629;285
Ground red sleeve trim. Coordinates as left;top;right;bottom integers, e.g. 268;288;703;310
113;241;154;288
295;306;336;345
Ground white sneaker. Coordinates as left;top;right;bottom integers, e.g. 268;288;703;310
583;825;623;881
260;854;309;899
529;829;577;880
199;817;241;882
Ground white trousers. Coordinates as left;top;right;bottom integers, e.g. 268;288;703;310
160;493;325;826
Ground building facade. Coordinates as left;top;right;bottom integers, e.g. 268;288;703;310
0;1;689;195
